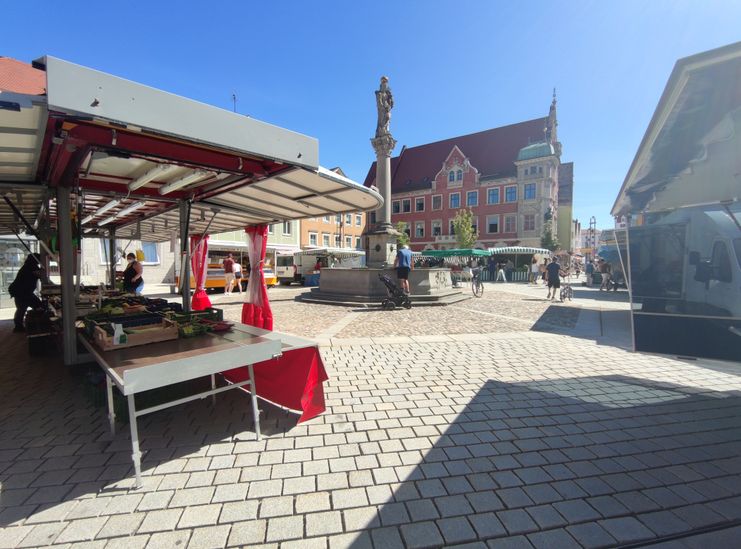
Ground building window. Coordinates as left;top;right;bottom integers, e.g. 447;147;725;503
432;220;442;236
346;214;352;224
415;197;425;212
355;237;361;249
402;199;411;213
415;221;424;238
524;183;536;200
487;188;500;205
355;214;362;226
432;194;442;210
539;166;543;174
268;224;274;234
486;215;499;234
448;171;455;182
470;217;478;235
323;215;330;223
345;236;352;248
391;200;400;214
141;242;159;264
335;214;342;224
456;170;462;181
322;233;330;246
309;232;318;246
98;239;120;265
282;221;292;235
505;215;516;233
449;220;455;235
505;186;517;202
450;193;460;209
334;234;341;246
466;190;478;207
370;211;376;224
523;214;535;231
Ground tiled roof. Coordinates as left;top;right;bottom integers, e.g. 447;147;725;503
558;162;574;205
0;57;46;94
364;117;548;193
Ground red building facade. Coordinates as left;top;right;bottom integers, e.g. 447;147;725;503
364;97;574;251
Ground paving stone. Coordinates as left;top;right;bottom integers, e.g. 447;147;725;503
186;524;231;549
138;508;183;533
96;513;145;538
259;496;294;518
282;536;328;549
226;519;266;546
248;479;283;499
54;517;108;543
219;500;259;523
327;531;372;549
370;526;405;549
343;506;381;530
526;504;567;530
636;510;690;537
145;529;191;549
437;516;477;544
599;517;655;544
566;522;617;548
306;510;343;536
105;534;150;549
296;492;332;514
406;498;440;521
486;534;534;548
265;515;304;542
553;499;601;523
400;521;445;549
435;494;474;517
496;509;539;535
527;528;581;549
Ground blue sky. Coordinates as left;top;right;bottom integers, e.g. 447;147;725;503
5;1;741;229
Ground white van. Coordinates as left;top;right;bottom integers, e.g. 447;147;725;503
290;248;365;285
275;253;296;285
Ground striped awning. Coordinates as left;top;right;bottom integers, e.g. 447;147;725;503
488;246;552;255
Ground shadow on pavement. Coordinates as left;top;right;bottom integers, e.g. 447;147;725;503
348;374;741;548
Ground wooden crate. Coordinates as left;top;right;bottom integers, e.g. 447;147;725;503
92;318;179;351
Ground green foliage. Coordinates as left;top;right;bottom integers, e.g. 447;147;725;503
395;221;410;247
540;220;560;252
452;209;478;249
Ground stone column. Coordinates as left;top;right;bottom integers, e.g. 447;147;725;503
371;133;396;231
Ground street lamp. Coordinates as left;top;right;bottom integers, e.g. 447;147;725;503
588;216;596;262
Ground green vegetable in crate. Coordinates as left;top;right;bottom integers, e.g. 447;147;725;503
181;324;195;336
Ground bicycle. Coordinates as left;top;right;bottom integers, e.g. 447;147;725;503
471;267;484;298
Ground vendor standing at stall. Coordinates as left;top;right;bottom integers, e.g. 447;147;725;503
123;253;144;295
9;253;44;332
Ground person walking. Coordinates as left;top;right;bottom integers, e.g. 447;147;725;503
496;261;507;282
505;259;514;282
393;244;413;294
541;258;548;285
545;256;563;301
232;260;244;294
222;253;235;295
487;256;496;282
123;253;144;295
9;253;44;332
599;259;612;291
530;258;539;284
585;260;595;287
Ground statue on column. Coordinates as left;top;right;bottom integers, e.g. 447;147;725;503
375;76;394;138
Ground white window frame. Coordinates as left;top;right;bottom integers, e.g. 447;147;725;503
487;187;500;205
432;194;443;211
524;183;536;201
449;219;456;235
431;219;442;237
505;185;517;203
345;214;352;224
415;221;425;238
334;234;341;246
504;214;517;233
140;242;160;265
323;215;330;223
402;198;411;213
486;215;500;234
268;224;275;234
466;190;478;208
355;214;362;226
345;236;352;248
392;200;401;214
415;197;425;212
449;192;461;209
282;221;292;235
309;232;318;246
322;233;330;246
523;214;536;231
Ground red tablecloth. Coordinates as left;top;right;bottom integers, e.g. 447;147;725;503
221;346;328;423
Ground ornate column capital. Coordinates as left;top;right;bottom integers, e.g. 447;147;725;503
371;134;397;158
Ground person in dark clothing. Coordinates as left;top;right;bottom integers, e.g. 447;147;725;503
545;257;564;301
123;253;144;295
9;253;44;332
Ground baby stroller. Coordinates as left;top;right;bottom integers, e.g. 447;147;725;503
378;274;412;310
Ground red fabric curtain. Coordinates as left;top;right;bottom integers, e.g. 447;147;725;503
241;225;273;330
190;235;212;311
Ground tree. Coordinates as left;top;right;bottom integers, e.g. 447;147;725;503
452;209;478;248
540;220;560;252
395;221;410;247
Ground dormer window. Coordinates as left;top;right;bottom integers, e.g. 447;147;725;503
448;171;455;182
456;170;463;181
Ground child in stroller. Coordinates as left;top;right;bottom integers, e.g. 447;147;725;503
378;274;412;310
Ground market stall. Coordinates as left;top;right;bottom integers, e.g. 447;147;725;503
0;56;382;486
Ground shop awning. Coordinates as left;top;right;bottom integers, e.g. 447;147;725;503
612;42;741;217
488;246;551;255
421;248;491;257
0;56;383;239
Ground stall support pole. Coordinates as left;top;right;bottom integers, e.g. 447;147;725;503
106;376;116;436
180;200;191;313
57;186;77;366
127;395;143;488
248;363;261;440
109;228;117;289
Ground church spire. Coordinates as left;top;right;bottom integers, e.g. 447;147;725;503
547;87;561;156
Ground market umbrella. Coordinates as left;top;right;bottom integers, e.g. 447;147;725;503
241;224;273;330
190;235;212;311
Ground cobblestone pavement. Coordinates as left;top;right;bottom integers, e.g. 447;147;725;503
2;282;741;548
